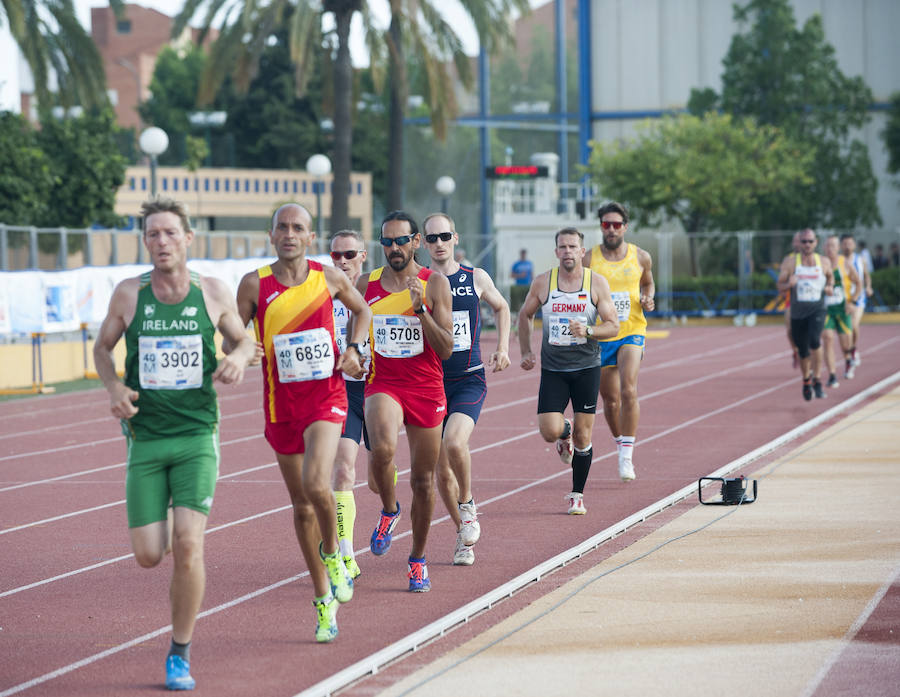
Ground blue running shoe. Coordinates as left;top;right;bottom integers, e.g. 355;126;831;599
165;655;195;691
408;557;431;592
370;504;401;556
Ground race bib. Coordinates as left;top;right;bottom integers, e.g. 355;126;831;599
824;284;844;306
611;292;631;322
373;315;424;357
139;334;203;390
273;327;334;382
796;279;822;303
548;316;587;346
452;310;472;352
335;323;371;379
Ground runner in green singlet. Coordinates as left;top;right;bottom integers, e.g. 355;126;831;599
93;196;256;691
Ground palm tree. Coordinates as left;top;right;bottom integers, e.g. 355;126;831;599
2;0;113;114
175;0;527;232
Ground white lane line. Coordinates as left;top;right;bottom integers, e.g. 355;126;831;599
6;370;896;697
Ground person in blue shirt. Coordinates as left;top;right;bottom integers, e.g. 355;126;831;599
510;248;533;313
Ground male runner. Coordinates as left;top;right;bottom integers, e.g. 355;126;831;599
235;204;371;642
422;213;511;566
329;230;371;578
584;202;655;482
518;227;618;514
777;228;834;401
94;196;257;690
840;232;873;368
822;234;860;387
357;210;453;591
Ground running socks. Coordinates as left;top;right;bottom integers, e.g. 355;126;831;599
335;491;356;558
572;444;593;493
169;639;190;662
620;436;635;464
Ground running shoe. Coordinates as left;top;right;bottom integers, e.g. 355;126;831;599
618;455;636;482
370;504;401;556
813;379;825;399
566;492;586;515
312;594;339;643
826;374;839;389
343;555;361;580
453;534;475;566
844;359;855;379
852;349;861;367
408;558;431;592
802;378;813;401
319;542;354;603
556;419;574;465
165;654;196;691
458;501;480;546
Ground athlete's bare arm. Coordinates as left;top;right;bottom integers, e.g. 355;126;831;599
324;265;371;377
417;272;454;360
845;263;861;303
201;276;256;384
518;271;550;371
821;257;835;297
225;271;262;364
637;247;656;312
94;278;141;419
474;267;511;372
777;255;798;293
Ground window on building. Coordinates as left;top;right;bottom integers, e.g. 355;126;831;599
116;20;131;33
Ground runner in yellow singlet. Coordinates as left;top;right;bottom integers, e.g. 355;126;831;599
584;202;655;483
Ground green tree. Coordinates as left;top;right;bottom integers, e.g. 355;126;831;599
584;112;813;273
1;0;114;113
0;112;53;225
175;0;527;232
689;0;879;230
35;109;127;229
883;91;900;176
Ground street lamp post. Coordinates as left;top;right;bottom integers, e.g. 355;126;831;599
435;176;456;214
306;154;332;243
138;127;169;263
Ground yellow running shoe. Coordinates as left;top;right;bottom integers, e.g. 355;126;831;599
320;542;354;603
313;594;338;643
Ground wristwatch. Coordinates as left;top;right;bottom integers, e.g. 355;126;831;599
586;326;594;338
346;342;361;354
413;305;425;314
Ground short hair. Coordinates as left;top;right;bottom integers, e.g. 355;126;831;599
141;196;191;234
270;203;312;231
839;232;855;242
597;201;629;223
555;226;584;245
381;210;419;237
331;229;364;246
422;212;455;233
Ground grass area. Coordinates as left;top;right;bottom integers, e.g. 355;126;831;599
0;377;104;402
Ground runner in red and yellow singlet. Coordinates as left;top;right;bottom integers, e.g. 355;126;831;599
235;203;371;643
356;210;453;593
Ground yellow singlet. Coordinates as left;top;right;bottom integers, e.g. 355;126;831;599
589;243;647;341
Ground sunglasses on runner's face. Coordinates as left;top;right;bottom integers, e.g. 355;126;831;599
330;250;363;260
424;232;453;243
601;220;625;230
379;234;417;247
799;239;816;244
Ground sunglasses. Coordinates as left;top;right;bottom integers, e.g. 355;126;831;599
379;234;417;247
424;232;453;243
799;239;816;244
601;220;625;230
330;250;363;260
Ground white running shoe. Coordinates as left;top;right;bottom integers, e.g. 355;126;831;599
844;359;856;379
566;492;586;515
453;534;475;566
458;502;480;546
556;419;574;465
618;455;636;482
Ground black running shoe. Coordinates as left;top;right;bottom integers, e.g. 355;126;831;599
802;381;813;401
826;374;839;389
813;379;825;399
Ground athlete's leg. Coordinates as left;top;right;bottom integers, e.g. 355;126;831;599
365;392;404;513
405;423;441;559
599;365;622;439
130;521;169;568
616;345;643;437
275;451;330;599
437;412;476;531
822;327;837;376
333;437;360;561
537;412;568;443
169;506;209;644
301;420;344;557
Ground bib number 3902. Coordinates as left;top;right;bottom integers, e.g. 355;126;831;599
374;315;423;357
273;328;334;382
139;334;203;389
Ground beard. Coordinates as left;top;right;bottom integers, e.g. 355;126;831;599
603;236;624;251
388;250;413;271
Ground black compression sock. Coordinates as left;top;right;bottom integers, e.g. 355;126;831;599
169;639;191;662
571;445;593;493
